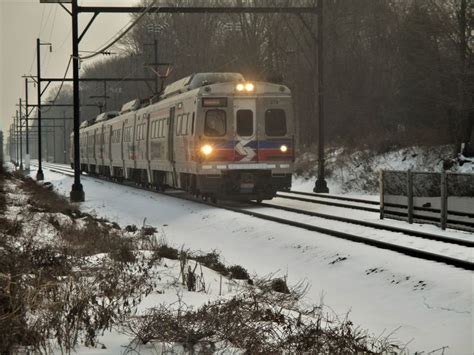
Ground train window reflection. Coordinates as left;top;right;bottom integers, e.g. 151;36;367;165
265;109;287;136
237;109;253;136
205;110;226;136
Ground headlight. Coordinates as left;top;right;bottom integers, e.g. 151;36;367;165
201;144;213;155
245;83;255;92
280;145;288;153
236;83;245;91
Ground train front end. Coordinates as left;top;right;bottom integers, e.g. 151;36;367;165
195;80;294;201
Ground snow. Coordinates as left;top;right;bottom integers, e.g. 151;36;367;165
294;145;474;194
27;166;474;354
269;195;474;244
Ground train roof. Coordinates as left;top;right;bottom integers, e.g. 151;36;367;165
161;72;244;99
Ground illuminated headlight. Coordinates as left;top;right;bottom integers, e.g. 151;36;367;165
245;83;255;92
236;83;245;91
280;145;288;153
201;144;213;155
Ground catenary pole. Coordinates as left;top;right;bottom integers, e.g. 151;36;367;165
314;0;329;193
25;78;30;170
70;0;85;202
15;112;19;166
36;38;44;180
19;99;23;170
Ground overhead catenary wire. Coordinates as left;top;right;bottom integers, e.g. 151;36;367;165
41;55;73;114
28;6;47;75
80;0;158;61
43;6;58;74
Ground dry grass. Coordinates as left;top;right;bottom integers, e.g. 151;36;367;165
18;175;75;216
0;172;155;353
125;285;399;354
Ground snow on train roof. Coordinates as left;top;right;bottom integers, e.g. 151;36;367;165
161;72;245;99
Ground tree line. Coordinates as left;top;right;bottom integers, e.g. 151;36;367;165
37;0;472;163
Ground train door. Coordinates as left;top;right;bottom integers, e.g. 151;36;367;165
168;107;175;162
107;125;112;161
168;107;177;186
145;113;150;161
233;98;258;162
121;121;126;177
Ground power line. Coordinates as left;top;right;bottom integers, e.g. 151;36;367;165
41;55;73;114
44;6;58;74
80;0;158;61
40;6;53;37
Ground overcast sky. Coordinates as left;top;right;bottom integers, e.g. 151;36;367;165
0;0;141;138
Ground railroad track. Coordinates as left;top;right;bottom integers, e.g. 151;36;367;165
31;162;474;271
278;190;474;229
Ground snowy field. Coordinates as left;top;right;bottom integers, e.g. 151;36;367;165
28;167;473;354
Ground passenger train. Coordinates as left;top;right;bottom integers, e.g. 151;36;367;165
72;73;295;201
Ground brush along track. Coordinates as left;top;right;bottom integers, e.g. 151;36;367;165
32;162;474;271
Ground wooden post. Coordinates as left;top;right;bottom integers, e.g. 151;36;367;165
440;173;448;230
379;170;385;220
407;170;413;224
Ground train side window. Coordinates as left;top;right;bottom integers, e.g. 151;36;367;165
265;109;287;136
175;115;181;136
205;110;226;137
236;109;253;136
182;114;188;136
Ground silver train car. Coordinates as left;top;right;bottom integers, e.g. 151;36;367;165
71;72;295;201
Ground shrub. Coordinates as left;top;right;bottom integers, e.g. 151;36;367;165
228;265;250;280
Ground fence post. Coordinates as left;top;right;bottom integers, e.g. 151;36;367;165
407;169;413;224
440;172;448;230
379;170;384;220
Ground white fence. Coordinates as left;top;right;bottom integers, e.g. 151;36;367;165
380;170;474;231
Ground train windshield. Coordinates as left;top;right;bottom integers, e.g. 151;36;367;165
237;110;254;136
205;110;226;136
265;109;287;136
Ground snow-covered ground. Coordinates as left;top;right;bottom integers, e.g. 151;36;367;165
29;167;473;354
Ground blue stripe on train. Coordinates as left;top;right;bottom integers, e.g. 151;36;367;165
214;139;292;149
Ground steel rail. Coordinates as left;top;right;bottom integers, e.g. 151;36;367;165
33;163;474;271
254;202;474;247
276;193;474;228
285;190;474;218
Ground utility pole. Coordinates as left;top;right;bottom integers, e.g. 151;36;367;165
36;38;44;180
313;0;329;193
70;0;85;202
25;78;30;170
144;39;160;95
153;39;158;94
15;113;18;167
63;111;67;163
53;122;56;162
90;81;110;113
19;99;23;170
